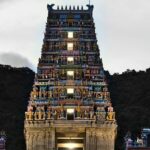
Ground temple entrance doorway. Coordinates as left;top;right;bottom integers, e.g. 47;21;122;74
57;143;84;150
58;148;83;150
57;137;84;150
56;127;85;150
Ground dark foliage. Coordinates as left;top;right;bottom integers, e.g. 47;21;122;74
106;69;150;150
0;65;150;150
0;65;35;150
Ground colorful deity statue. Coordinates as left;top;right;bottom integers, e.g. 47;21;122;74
27;106;33;112
47;106;52;119
107;112;115;121
25;111;34;120
105;103;114;120
60;105;65;118
76;105;81;118
108;103;114;112
48;90;52;98
90;109;94;119
31;86;38;99
34;106;45;120
84;110;89;118
53;110;57;120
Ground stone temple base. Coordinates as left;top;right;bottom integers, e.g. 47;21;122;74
24;120;117;150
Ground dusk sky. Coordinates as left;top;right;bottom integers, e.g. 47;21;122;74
0;0;150;74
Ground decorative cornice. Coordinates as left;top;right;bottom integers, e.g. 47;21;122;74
47;4;94;13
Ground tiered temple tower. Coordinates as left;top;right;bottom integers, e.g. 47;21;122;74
24;4;117;150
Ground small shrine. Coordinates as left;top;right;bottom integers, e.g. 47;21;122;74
125;128;150;150
0;131;6;150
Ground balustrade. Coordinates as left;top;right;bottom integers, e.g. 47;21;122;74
25;110;115;121
47;20;94;28
25;112;34;120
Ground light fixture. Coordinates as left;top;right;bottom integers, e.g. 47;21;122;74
67;88;74;94
67;57;74;62
57;142;83;149
67;71;74;76
65;143;76;149
67;109;75;114
68;32;73;38
67;43;73;51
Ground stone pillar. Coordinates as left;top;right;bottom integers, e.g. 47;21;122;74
89;134;92;150
97;134;106;150
91;131;96;150
96;132;110;150
108;133;115;150
82;127;116;150
51;128;55;149
96;134;102;150
48;131;53;149
32;131;45;150
45;131;53;150
105;134;110;150
93;133;97;150
32;133;38;150
25;132;29;150
25;127;57;150
45;132;49;150
86;130;90;150
27;133;33;150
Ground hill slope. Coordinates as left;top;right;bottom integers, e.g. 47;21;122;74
0;65;34;150
107;69;150;149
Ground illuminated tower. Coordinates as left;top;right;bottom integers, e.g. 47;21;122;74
24;4;117;150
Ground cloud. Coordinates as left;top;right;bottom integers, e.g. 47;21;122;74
0;0;9;3
0;0;16;5
0;52;35;70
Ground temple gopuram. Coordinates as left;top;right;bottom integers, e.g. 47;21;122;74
24;4;117;150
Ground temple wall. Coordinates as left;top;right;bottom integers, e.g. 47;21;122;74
25;128;55;150
85;128;116;150
25;121;117;150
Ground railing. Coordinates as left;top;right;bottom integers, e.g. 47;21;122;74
25;111;115;121
34;79;107;87
31;98;109;105
31;99;94;106
47;21;94;28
